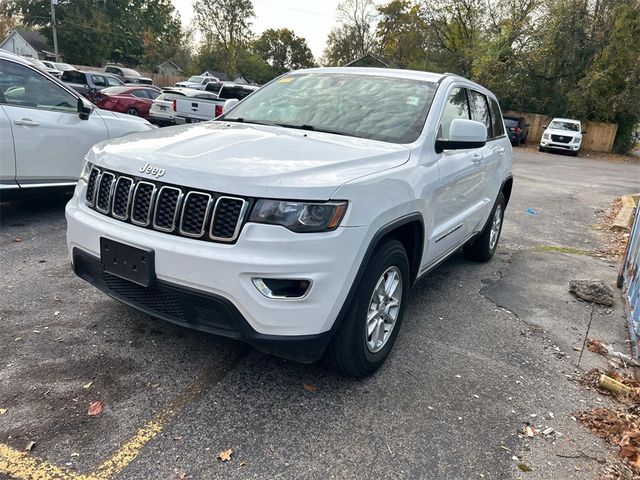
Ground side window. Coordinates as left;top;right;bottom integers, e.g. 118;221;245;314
132;89;148;99
106;76;121;86
91;75;107;88
0;59;77;113
438;87;470;140
488;97;505;138
468;90;492;139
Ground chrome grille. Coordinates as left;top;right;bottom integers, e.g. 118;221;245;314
112;177;133;220
551;134;572;144
86;167;100;206
153;186;182;232
210;197;247;241
180;192;212;237
96;172;115;213
84;168;248;243
131;182;156;226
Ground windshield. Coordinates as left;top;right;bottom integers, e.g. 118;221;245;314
549;120;579;132
121;68;140;77
187;76;204;83
223;73;437;144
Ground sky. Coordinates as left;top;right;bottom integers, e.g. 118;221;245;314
170;0;343;60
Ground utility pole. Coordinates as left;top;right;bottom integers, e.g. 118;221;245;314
50;0;60;62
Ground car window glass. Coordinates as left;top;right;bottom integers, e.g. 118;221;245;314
218;86;254;100
503;118;518;127
224;73;438;144
148;90;159;100
91;75;107;87
132;89;148;98
0;59;77;113
468;90;492;138
438;87;470;140
61;70;86;84
488;97;504;137
106;76;121;86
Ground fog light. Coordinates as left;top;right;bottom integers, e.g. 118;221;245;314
252;278;312;299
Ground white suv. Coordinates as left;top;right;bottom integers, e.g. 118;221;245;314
539;117;584;155
66;68;513;377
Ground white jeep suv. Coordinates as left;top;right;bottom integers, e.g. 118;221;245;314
66;68;513;377
539;117;584;156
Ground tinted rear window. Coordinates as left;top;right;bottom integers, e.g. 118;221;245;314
61;71;86;83
503;118;519;127
218;86;255;100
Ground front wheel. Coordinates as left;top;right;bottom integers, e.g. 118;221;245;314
126;107;139;116
463;192;505;262
325;239;409;377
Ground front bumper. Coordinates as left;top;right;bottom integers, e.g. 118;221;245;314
66;183;368;348
540;139;580;151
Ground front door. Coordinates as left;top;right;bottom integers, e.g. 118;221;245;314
0;58;108;186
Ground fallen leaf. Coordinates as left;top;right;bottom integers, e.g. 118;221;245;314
54;311;60;317
517;463;532;472
0;408;7;415
14;238;22;243
150;383;160;389
303;383;317;392
25;441;35;451
178;473;188;480
83;382;93;389
71;452;79;457
88;401;104;416
218;448;233;462
239;461;246;466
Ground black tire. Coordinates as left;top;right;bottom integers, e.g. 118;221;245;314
325;239;410;378
463;192;506;262
538;146;545;152
126;107;139;116
571;150;578;157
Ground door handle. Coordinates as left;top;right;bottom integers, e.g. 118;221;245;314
471;153;483;163
15;119;39;127
495;146;505;155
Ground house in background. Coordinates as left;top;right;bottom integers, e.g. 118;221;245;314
155;60;182;76
344;53;391;68
0;30;55;60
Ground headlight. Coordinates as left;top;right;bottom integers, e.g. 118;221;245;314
572;136;581;143
249;200;348;233
80;160;93;183
542;133;549;139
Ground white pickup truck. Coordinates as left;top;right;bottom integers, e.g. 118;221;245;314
174;83;259;123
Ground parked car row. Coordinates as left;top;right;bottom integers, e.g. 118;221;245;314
0;50;154;196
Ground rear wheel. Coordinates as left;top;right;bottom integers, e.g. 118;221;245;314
126;107;139;116
325;239;409;377
464;192;505;262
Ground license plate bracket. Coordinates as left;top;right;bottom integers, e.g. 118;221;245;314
100;238;155;287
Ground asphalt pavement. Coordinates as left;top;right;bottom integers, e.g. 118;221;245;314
1;149;639;480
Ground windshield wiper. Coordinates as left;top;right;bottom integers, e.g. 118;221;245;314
274;123;363;138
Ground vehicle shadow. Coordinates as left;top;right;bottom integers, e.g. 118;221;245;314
0;191;72;228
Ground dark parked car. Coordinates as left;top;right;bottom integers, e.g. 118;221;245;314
104;64;153;85
61;70;123;97
95;85;160;118
503;116;529;146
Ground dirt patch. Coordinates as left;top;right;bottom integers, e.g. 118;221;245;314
593;198;631;260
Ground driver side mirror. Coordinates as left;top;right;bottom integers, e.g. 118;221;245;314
435;119;487;153
542;125;547;129
77;96;94;120
581;130;587;135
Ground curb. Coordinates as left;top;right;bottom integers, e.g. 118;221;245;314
611;194;639;231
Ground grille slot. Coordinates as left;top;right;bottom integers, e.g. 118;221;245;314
85;169;249;244
210;197;247;241
112;177;133;220
131;182;156;226
153;186;182;232
179;192;212;237
96;172;115;213
551;134;572;143
86;167;100;206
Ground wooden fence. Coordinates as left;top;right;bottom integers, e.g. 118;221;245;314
504;111;618;153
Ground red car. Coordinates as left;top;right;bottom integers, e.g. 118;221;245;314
95;86;160;119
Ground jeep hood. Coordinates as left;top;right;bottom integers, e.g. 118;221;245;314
90;122;411;199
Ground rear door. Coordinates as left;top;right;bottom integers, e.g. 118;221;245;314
0;103;16;188
467;90;505;230
0;58;108;186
